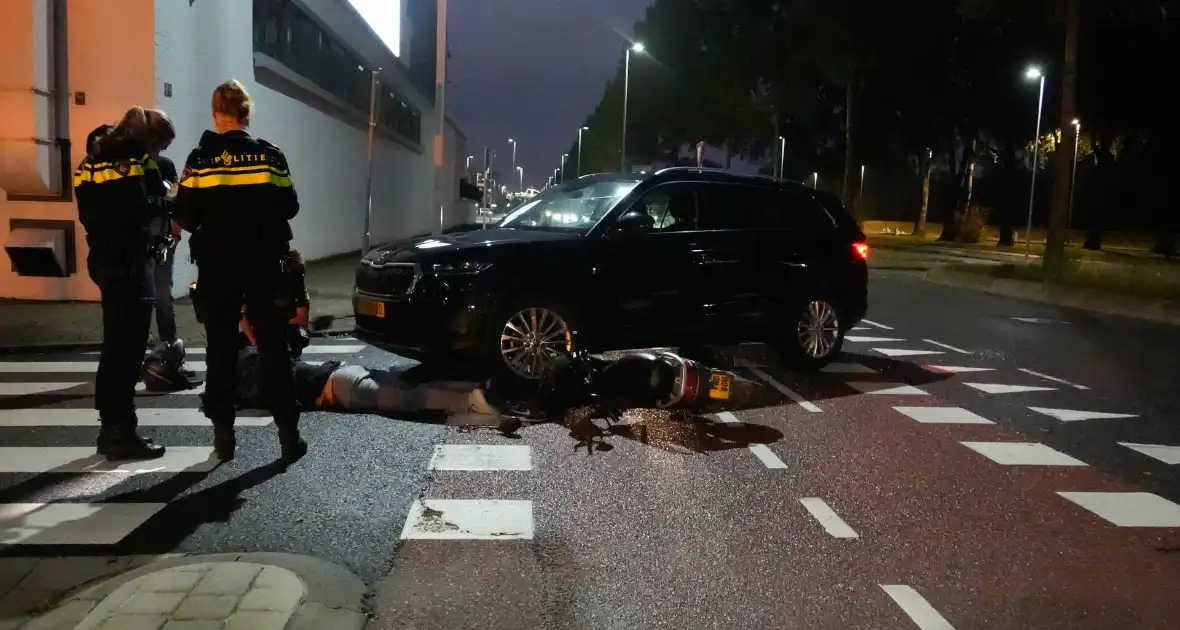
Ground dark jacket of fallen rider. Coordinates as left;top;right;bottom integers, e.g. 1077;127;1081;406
234;346;501;422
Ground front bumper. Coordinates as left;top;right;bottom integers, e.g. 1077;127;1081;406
352;284;488;359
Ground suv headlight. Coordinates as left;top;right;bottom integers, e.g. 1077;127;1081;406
428;261;493;275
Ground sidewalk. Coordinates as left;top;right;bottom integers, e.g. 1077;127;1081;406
0;253;359;353
0;553;367;630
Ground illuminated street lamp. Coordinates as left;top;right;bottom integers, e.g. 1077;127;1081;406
465;155;473;170
1068;118;1081;234
621;42;645;171
577;126;589;177
517;165;523;192
1023;65;1046;261
777;136;785;180
508;138;517;191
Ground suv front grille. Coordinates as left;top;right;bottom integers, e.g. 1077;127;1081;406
356;262;418;297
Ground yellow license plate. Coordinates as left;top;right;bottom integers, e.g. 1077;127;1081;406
708;373;731;400
357;299;385;318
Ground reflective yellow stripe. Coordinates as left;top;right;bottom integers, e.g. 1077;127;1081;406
190;163;289;176
179;168;293;189
73;165;147;186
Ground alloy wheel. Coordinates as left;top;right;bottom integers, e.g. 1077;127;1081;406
796;300;840;359
499;307;572;379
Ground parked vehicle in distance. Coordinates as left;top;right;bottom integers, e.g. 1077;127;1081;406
353;167;869;383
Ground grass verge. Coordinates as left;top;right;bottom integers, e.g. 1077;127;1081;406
945;262;1180;302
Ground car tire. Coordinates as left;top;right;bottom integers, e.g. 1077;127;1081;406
775;296;844;370
482;294;580;386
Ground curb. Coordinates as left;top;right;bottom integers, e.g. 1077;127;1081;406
21;552;368;630
922;268;1180;327
0;325;356;356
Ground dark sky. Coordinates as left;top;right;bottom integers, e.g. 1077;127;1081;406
447;0;653;190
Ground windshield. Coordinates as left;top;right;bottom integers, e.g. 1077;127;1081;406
498;178;640;232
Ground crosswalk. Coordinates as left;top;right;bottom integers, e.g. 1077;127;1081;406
0;338;364;548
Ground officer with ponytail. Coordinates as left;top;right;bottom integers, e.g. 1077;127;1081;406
174;79;306;464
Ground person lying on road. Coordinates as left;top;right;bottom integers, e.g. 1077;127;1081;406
234;345;504;423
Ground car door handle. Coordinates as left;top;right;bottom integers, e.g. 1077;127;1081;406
694;251;738;264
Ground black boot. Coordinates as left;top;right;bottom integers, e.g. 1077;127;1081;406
213;425;236;462
96;424;166;461
277;427;308;464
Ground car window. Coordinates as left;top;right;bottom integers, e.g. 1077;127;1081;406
696;183;835;231
499;178;640;233
632;184;698;232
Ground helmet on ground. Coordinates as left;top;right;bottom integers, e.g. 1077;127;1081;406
141;356;192;392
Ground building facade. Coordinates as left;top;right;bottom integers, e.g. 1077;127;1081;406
0;0;467;301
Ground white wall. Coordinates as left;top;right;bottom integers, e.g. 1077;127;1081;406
155;0;442;295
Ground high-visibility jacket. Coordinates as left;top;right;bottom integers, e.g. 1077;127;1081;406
73;126;170;263
174;129;298;265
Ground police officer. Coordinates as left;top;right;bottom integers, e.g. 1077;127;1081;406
173;79;306;464
75;106;176;460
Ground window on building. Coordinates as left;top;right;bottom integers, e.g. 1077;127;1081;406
252;0;422;145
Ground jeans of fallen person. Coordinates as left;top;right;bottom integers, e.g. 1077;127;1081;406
326;365;476;414
149;247;178;343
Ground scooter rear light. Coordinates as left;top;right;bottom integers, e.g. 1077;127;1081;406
852;241;870;261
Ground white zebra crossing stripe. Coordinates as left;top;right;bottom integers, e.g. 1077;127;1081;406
0;446;220;473
82;344;366;356
0;382;88;396
0;502;167;545
0;408;270;427
0;360;322;373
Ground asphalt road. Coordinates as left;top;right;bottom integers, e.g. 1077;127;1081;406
3;274;1180;628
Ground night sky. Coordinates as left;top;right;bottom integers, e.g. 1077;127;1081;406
448;0;653;189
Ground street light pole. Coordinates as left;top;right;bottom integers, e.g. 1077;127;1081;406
1024;66;1046;261
620;42;644;172
508;138;517;191
517;165;523;192
777;136;785;180
577;126;588;177
430;0;448;234
1068;118;1080;236
362;67;381;256
858;165;865;206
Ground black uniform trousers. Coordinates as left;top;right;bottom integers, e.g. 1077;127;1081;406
197;255;299;430
89;254;155;427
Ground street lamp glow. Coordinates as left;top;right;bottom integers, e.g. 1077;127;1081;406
631;42;645;53
1024;66;1042;80
1071;118;1080;127
582;126;590;131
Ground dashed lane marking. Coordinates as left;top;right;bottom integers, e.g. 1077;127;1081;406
921;365;993;374
893;407;995;425
960;442;1089;466
717;412;788;469
844;336;905;343
861;319;894;330
1118;443;1180;465
847;382;930;396
1018;368;1089;390
743;367;822;412
1058;492;1180;527
923;339;970;354
428;445;532;471
799;498;858;538
0;360;322;373
873;348;943;358
963;383;1056;395
1028;407;1137;422
879;584;957;630
399;499;534;540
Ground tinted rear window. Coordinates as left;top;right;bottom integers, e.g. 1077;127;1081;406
696;183;835;231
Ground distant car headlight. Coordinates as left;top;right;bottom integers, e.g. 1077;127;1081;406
428;261;493;275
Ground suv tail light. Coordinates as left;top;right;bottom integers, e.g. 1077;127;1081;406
852;241;870;261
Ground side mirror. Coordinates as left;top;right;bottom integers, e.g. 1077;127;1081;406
612;211;654;236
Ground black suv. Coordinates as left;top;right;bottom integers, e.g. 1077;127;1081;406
354;168;869;381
